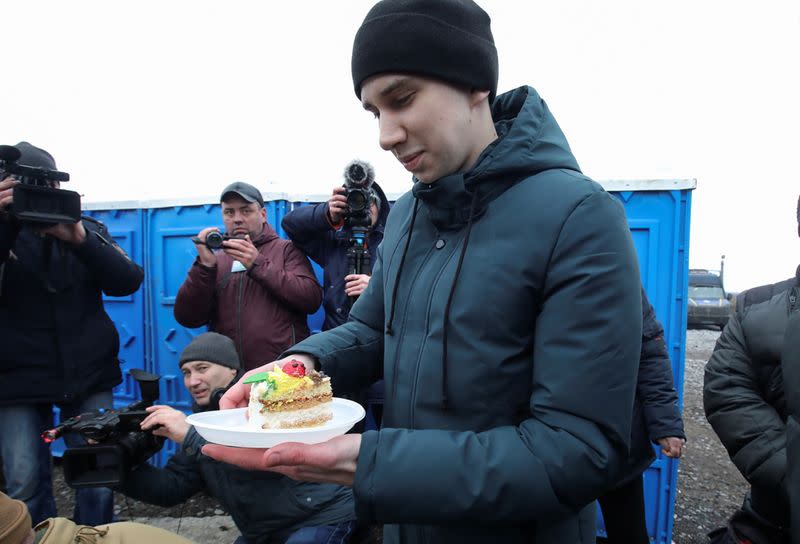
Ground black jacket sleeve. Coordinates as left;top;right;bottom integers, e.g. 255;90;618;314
704;305;787;493
782;309;800;540
639;289;685;442
281;202;333;267
117;431;206;507
70;218;144;296
0;220;20;264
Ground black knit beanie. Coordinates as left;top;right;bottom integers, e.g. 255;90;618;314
351;0;499;102
15;141;57;169
179;332;241;370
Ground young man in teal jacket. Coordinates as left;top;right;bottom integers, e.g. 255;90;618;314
205;1;643;543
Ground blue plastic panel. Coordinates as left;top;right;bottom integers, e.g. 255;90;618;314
75;190;691;525
83;209;147;405
290;202;326;334
594;189;692;544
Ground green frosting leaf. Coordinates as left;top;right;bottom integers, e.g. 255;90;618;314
243;372;270;384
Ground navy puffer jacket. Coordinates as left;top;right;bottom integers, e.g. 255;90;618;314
282;182;390;331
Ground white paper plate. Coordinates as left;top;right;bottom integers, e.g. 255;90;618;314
186;398;366;448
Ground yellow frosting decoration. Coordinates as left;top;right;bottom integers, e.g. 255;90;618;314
268;365;313;395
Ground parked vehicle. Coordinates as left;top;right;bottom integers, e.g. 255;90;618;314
687;269;731;329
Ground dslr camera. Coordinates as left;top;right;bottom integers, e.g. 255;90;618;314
0;145;80;225
42;369;166;488
192;231;246;250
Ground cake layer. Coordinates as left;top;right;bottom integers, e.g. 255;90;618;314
249;403;333;429
259;393;333;412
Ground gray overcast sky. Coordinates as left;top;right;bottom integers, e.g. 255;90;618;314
3;1;799;292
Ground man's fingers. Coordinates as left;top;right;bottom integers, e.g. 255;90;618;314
202;445;269;470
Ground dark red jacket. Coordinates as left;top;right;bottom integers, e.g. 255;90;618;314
174;222;322;370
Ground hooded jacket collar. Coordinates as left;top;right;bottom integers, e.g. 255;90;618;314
250;221;279;246
411;85;581;231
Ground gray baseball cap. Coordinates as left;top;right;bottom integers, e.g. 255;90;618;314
220;181;264;207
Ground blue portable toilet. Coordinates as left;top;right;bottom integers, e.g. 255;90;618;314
76;178;693;543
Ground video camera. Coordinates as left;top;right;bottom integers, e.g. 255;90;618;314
42;369;165;488
342;160;375;230
342;160;376;292
0;145;81;225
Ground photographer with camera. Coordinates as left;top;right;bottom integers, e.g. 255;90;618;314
118;332;356;544
0;142;144;526
281;162;390;331
174;182;322;371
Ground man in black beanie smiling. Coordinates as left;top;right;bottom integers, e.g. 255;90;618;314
206;2;643;544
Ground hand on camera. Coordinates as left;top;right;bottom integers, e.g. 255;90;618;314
0;177;19;214
344;274;371;297
141;405;190;444
222;234;258;269
327;186;347;225
194;227;220;268
41;221;87;245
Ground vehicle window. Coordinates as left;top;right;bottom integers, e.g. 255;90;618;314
689;286;725;299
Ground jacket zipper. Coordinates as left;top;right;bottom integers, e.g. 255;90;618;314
236;272;245;360
389;239;437;420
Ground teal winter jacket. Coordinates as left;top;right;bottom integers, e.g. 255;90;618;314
287;86;643;544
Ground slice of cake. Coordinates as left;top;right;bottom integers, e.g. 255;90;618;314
245;360;333;429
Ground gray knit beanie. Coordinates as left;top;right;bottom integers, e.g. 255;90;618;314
179;332;241;370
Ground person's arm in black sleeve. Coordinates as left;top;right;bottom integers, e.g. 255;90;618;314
118;429;207;507
281;202;333;266
704;303;786;492
70;218;144;296
638;288;685;442
0;220;20;264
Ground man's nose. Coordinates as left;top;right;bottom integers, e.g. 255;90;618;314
379;114;405;151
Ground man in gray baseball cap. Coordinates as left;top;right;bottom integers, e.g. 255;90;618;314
173;179;322;370
220;181;264;208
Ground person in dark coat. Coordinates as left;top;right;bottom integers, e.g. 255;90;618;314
704;196;800;543
282;181;390;332
204;2;644;543
597;287;686;543
120;332;356;544
173;182;322;370
783;299;800;544
0;142;144;525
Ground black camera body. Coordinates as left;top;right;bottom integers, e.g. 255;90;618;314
191;231;245;250
43;369;165;488
0;145;80;225
343;160;375;230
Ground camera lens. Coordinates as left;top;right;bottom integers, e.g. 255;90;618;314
347;189;368;212
205;231;224;249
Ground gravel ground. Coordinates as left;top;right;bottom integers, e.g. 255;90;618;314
44;328;746;543
672;328;749;543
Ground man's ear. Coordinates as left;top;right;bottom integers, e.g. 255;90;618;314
469;88;492;108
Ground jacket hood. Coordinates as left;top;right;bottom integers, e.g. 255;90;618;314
412;85;581;230
249;221;280;246
370;181;391;233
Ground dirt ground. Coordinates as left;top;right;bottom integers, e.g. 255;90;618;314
45;328;746;543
